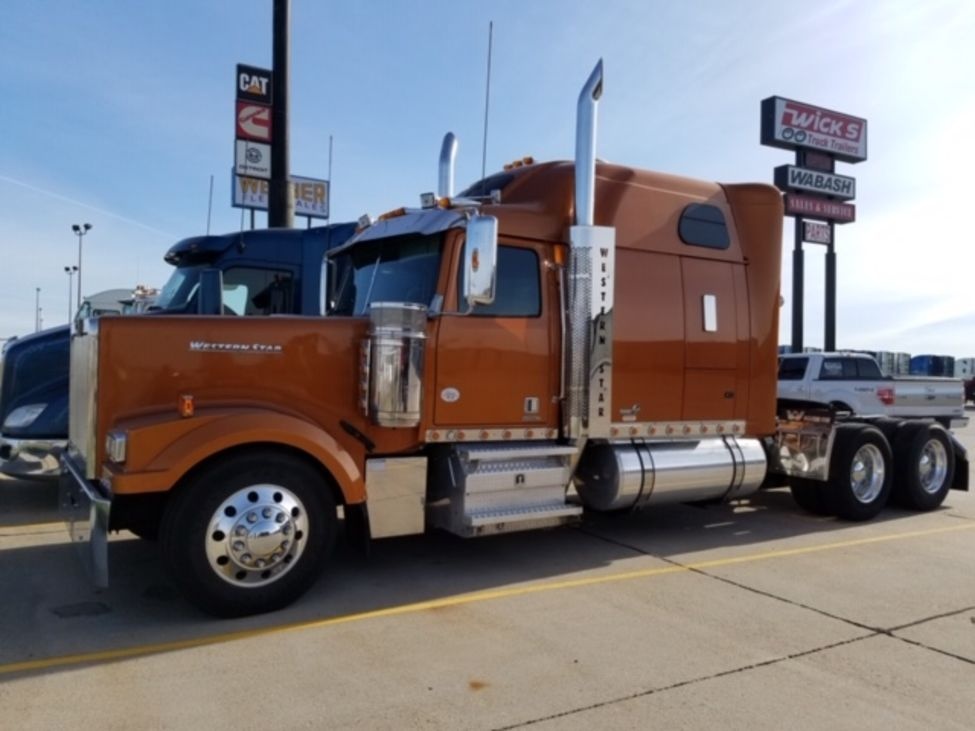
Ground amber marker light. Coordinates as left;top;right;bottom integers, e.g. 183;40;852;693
179;394;195;418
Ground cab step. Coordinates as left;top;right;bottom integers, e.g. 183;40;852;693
427;441;581;537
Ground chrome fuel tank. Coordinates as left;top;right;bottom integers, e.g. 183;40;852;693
574;437;767;511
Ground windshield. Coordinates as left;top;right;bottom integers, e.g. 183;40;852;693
153;265;204;311
329;234;442;316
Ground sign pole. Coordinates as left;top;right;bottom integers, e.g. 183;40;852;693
824;227;837;351
268;0;294;228
791;217;804;352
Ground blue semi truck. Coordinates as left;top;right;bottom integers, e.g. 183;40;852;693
0;222;356;480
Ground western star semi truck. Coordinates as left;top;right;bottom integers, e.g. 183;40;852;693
0;223;355;480
61;62;969;617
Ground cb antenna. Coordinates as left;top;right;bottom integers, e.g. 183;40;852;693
480;21;494;186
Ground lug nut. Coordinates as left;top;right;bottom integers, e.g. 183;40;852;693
247;512;257;524
232;541;245;552
235;526;247;537
262;507;272;519
275;513;286;524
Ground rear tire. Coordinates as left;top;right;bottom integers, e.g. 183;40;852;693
826;424;893;522
160;451;337;617
892;422;954;511
789;478;832;516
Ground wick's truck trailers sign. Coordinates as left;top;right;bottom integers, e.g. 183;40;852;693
761;97;867;163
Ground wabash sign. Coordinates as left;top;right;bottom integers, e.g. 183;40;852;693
762;96;867;163
774;165;856;201
785;194;856;224
236;102;272;142
236;64;272;105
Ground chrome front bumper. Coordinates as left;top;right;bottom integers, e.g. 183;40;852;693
59;453;110;588
0;435;66;480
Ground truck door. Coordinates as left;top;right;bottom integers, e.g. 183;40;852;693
681;257;744;421
433;241;559;433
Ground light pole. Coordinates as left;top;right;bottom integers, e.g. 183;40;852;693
65;265;78;323
71;223;92;310
35;287;41;332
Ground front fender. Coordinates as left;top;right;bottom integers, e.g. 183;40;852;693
109;408;365;504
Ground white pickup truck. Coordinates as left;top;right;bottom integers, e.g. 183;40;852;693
778;352;967;428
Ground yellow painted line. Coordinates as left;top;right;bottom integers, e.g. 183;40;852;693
2;520;973;676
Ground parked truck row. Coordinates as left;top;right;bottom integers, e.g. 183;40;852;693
56;62;968;617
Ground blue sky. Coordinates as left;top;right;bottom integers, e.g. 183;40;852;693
1;0;973;356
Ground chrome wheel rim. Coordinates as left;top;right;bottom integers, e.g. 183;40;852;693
849;443;885;504
205;484;307;588
918;438;949;495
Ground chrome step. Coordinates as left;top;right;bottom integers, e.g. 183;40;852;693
463;504;583;536
427;441;580;538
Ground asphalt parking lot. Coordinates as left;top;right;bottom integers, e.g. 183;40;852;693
1;416;973;729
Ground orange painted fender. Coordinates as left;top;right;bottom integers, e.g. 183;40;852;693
109;408;364;504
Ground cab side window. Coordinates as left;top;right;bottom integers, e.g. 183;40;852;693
460;245;541;317
778;357;808;381
819;358;856;380
221;267;295;315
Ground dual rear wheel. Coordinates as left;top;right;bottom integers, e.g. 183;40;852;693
789;422;954;521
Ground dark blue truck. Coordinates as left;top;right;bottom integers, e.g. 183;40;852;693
0;222;356;480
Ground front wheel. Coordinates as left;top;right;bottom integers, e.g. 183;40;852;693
826;425;893;522
160;451;337;617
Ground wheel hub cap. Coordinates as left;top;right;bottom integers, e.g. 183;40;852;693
206;484;307;587
918;439;948;494
850;443;885;504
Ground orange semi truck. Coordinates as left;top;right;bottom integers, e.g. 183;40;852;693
62;62;968;616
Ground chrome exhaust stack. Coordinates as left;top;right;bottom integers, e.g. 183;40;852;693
565;60;615;442
438;132;458;198
574;60;603;228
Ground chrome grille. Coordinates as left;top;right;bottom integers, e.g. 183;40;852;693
68;322;99;478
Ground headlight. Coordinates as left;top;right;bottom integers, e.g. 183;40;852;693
105;431;127;464
3;403;46;430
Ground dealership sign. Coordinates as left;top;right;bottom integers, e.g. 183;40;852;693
236;102;272;142
236;64;272;105
234;64;273;181
785;194;855;223
774;165;856;201
234;140;271;179
233;173;330;219
803;221;832;245
761;96;867;163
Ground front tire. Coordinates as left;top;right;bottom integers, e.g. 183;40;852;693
160;451;337;617
826;425;893;521
892;423;954;511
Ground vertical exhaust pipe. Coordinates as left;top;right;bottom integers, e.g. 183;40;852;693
566;59;614;444
574;60;603;228
438;132;458;198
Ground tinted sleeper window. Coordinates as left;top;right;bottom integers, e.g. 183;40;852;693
678;204;730;249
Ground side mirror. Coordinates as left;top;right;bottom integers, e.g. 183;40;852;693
461;215;498;310
197;268;224;315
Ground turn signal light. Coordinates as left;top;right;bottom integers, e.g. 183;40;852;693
179;394;195;418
